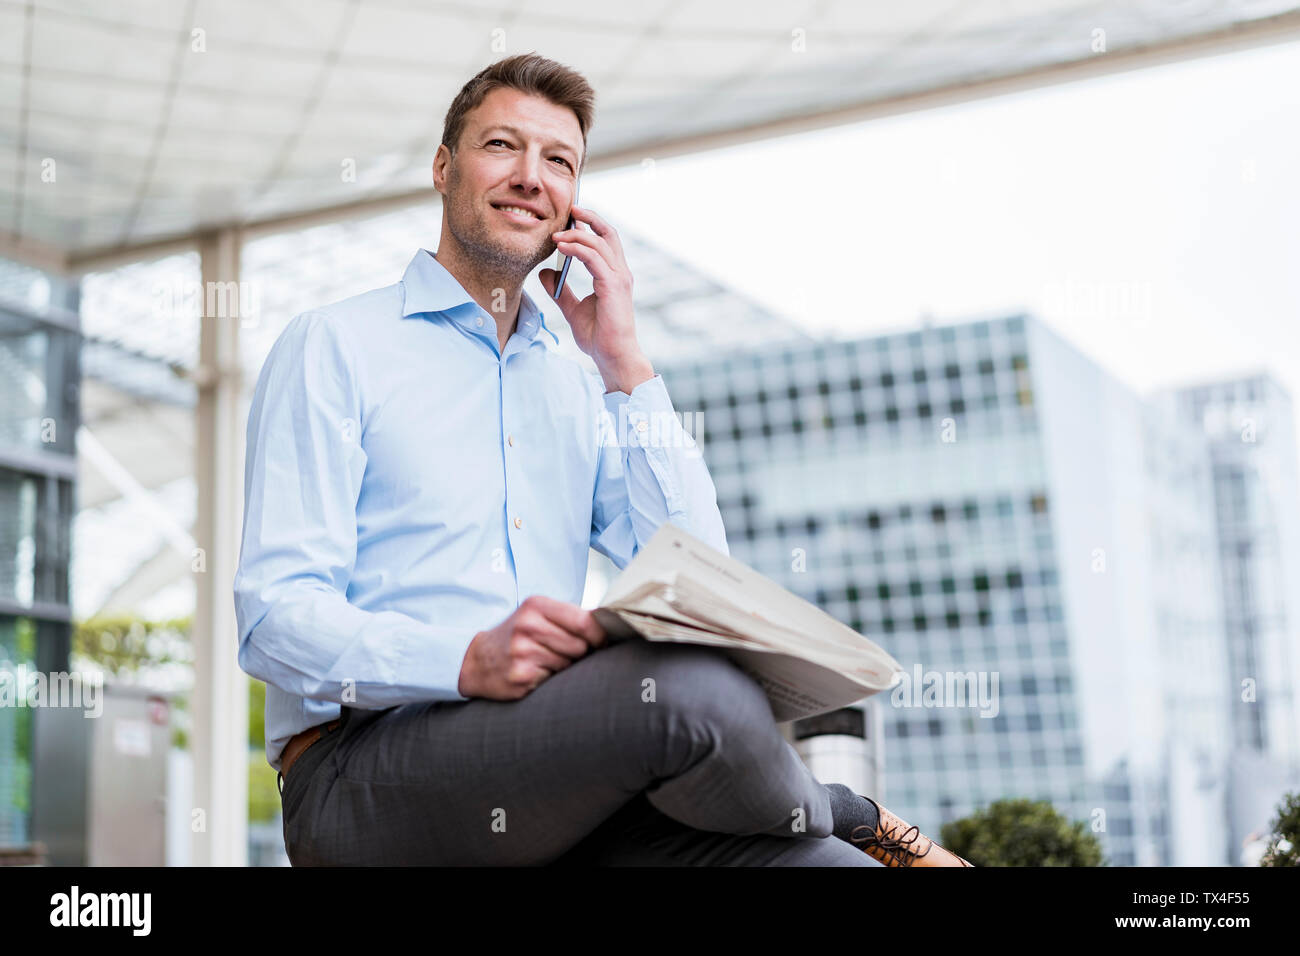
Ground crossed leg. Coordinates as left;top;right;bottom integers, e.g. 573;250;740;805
548;791;880;866
282;639;880;866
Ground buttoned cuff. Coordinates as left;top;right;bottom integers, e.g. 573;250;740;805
602;373;677;449
401;623;479;702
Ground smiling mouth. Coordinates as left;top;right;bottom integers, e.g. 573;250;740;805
492;203;544;223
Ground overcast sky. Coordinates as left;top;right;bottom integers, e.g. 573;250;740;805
584;38;1300;419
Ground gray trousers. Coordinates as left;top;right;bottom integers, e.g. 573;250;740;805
279;638;881;866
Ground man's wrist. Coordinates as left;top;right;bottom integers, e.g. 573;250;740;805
457;633;480;698
599;354;655;395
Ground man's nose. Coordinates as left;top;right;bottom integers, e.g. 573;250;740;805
510;151;545;193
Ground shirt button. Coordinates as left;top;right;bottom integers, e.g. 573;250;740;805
636;421;649;433
513;517;522;529
507;434;515;446
475;316;484;328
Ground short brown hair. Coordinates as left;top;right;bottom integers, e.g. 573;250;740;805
441;53;596;172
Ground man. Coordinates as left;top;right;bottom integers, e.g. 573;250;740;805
234;52;971;867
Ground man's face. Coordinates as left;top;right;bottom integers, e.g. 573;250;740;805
434;87;583;275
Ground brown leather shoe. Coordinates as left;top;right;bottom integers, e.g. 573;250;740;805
849;796;975;867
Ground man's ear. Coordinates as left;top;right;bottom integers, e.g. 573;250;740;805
432;145;450;196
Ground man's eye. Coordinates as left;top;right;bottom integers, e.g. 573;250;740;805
487;139;509;147
552;157;572;168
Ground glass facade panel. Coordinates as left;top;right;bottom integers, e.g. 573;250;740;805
1;289;78;854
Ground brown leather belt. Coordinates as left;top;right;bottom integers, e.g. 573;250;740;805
280;717;342;782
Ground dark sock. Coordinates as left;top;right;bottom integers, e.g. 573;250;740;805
824;783;880;842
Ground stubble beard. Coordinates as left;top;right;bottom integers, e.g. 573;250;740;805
445;166;556;283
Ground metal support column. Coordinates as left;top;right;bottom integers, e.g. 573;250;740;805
191;228;248;866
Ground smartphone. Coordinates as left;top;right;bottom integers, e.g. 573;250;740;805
552;177;581;301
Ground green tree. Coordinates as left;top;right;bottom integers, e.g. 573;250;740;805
73;613;192;747
247;678;280;824
2;617;37;817
1259;791;1299;867
249;753;281;824
249;677;266;749
940;798;1105;866
74;613;192;675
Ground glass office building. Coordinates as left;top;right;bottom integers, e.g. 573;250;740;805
1173;375;1300;762
1171;375;1300;855
654;314;1242;866
0;259;81;852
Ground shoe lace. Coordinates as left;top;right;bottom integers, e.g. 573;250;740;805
849;818;933;867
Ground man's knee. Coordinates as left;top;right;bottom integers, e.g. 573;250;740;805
600;640;775;739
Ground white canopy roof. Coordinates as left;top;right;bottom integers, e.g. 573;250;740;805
4;0;1299;270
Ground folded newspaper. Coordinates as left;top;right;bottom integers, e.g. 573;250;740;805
593;523;903;722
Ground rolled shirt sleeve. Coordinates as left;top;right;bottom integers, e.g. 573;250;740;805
589;372;729;569
233;312;475;709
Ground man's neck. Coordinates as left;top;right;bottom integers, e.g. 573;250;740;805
432;248;526;352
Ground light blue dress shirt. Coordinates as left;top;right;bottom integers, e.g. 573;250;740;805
235;248;729;770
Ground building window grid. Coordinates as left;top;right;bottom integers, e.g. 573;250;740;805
676;329;1097;831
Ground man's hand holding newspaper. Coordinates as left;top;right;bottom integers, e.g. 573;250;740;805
593;524;903;721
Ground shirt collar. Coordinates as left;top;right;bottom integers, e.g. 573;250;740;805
400;248;559;347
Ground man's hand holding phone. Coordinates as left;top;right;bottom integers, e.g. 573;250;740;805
539;201;655;396
457;595;608;700
548;176;579;301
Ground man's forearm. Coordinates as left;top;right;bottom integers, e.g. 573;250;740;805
600;351;655;396
236;578;476;706
596;371;730;558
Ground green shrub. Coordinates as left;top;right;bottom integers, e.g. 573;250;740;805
1259;791;1299;867
940;797;1105;866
